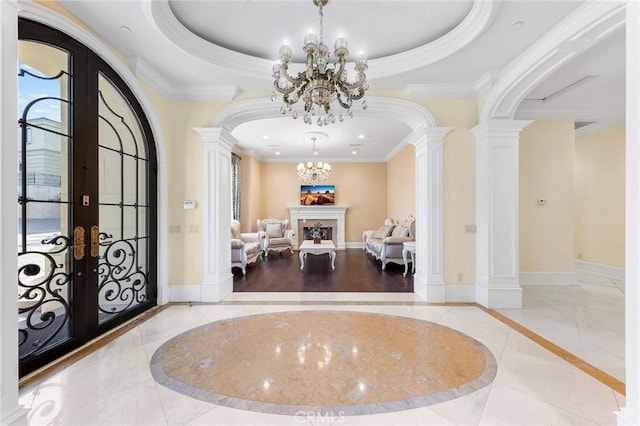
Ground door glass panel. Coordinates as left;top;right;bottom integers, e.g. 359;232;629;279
97;73;149;323
17;41;73;359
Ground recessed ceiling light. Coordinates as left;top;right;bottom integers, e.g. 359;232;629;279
263;136;270;140
352;150;358;155
511;21;524;31
275;151;280;155
358;134;365;139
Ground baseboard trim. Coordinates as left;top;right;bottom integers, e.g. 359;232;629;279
169;284;203;302
519;272;577;286
446;284;475;302
345;242;364;249
575;260;624;280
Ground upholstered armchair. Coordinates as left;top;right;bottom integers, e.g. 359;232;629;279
364;215;415;270
231;220;263;275
257;217;295;257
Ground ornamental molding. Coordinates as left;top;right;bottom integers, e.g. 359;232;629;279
211;96;437;132
128;57;241;101
405;71;497;100
481;1;626;122
147;0;501;81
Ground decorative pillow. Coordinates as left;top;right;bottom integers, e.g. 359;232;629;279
391;225;409;237
374;225;394;239
266;222;283;238
231;223;241;239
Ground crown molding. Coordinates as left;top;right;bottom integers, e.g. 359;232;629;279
404;71;497;99
170;85;241;101
127;56;173;98
385;139;412;163
475;71;497;96
367;1;502;80
148;0;501;81
128;56;240;101
404;84;477;99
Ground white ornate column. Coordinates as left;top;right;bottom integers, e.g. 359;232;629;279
472;119;531;309
193;127;236;302
1;1;28;424
411;127;450;302
619;2;639;424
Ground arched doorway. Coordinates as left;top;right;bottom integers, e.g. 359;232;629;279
17;19;158;376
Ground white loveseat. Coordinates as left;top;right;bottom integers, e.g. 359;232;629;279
364;215;415;270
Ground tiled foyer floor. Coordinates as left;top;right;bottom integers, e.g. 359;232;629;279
19;289;625;425
498;271;625;382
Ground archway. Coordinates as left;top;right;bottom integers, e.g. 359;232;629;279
194;96;451;302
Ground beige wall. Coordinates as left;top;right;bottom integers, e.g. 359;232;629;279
443;129;477;284
519;120;575;272
146;96;229;285
258;162;388;243
575;124;625;267
433;99;478;285
386;144;415;220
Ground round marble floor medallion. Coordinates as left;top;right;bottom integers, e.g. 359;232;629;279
150;311;497;416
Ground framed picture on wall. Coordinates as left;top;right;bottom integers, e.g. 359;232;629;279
300;185;335;205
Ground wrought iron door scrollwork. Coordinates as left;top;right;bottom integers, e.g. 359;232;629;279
97;234;147;316
18;235;72;358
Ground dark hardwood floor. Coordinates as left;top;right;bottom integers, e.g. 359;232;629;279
233;248;413;292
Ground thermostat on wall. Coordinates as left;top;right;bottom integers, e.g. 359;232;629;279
183;200;197;210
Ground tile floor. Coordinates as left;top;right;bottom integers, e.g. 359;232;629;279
498;271;625;382
18;273;625;425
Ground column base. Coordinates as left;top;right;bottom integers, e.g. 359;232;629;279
413;273;446;303
201;273;234;302
475;283;522;309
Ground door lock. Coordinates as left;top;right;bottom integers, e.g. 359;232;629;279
73;226;85;260
90;225;100;257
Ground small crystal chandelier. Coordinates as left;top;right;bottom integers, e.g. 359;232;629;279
272;0;369;126
297;137;332;184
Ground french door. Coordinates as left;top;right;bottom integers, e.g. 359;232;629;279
17;19;157;376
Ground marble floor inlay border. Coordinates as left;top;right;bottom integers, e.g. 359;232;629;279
150;310;497;416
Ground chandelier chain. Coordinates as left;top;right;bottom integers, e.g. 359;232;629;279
297;136;331;184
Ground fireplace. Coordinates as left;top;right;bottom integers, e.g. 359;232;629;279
302;226;333;241
287;205;348;250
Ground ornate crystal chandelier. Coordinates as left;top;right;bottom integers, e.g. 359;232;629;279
297;137;332;184
272;0;369;126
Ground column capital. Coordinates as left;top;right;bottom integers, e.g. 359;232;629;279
472;119;532;140
193;126;238;150
410;126;452;151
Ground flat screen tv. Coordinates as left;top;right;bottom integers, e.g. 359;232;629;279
300;185;335;205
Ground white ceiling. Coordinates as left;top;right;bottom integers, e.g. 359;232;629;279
58;0;625;161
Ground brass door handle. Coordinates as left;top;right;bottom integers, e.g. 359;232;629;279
90;225;100;257
73;226;85;260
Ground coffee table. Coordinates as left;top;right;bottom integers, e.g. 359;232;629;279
299;240;336;271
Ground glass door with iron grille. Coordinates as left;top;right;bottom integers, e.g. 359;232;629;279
17;20;157;376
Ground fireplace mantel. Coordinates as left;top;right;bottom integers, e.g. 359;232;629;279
287;205;348;250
